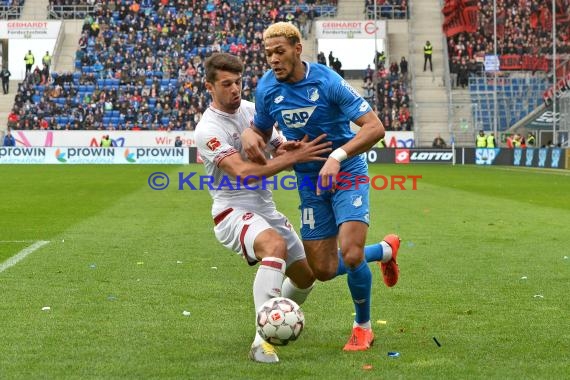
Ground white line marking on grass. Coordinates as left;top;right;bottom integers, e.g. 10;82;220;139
491;166;570;176
0;240;35;243
0;240;50;273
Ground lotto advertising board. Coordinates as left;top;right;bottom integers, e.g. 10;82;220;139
0;147;189;164
394;149;454;164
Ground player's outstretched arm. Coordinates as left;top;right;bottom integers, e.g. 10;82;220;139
317;111;384;195
221;134;331;183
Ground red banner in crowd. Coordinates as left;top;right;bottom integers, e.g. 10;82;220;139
500;55;522;70
521;55;549;72
462;6;478;33
442;0;478;37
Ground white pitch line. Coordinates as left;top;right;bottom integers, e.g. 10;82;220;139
0;240;50;273
0;240;34;243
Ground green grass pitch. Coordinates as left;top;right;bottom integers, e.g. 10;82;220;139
0;164;569;379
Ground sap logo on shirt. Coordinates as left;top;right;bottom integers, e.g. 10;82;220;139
281;106;317;128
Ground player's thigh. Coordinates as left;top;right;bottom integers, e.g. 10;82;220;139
333;178;370;263
269;211;306;267
332;181;370;231
298;186;338;241
214;208;280;265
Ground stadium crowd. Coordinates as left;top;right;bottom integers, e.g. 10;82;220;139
366;55;412;131
9;0;336;131
445;0;570;77
365;0;408;20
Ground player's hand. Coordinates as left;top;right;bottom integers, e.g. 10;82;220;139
288;134;332;163
276;140;302;153
317;157;341;195
242;127;267;164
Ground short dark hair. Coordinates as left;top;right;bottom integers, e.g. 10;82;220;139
204;53;244;83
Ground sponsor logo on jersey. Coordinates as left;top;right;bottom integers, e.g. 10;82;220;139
274;95;284;104
242;212;254;221
341;79;361;98
281;106;317;129
359;101;369;112
395;149;410;164
307;87;319;102
206;137;221;151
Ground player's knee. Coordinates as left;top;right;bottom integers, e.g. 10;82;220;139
261;237;288;260
340;247;364;269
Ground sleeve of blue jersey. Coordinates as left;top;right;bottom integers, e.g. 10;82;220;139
253;81;274;132
330;77;371;121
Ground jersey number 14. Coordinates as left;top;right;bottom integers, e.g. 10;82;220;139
302;208;315;229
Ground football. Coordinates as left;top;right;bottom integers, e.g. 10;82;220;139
256;297;305;346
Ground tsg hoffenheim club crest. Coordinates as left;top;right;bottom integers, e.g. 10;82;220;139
307;88;319;102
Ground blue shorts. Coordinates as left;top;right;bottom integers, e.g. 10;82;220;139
296;154;370;240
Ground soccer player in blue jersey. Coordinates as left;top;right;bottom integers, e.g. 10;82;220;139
242;22;401;351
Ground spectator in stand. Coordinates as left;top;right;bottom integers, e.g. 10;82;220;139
7;109;19;129
3;130;16;147
42;51;52;74
432;134;447;148
389;61;399;82
458;59;469;88
333;57;344;78
399;56;408;84
328;51;335;67
1;66;11;94
362;77;374;102
449;56;459;89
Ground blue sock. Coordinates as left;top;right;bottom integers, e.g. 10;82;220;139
336;243;383;276
346;261;372;324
